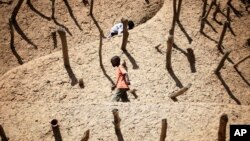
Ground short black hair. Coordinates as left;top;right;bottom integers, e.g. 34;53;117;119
128;20;135;30
111;56;120;67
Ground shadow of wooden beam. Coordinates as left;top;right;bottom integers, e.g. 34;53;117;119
218;49;234;65
234;67;250;87
154;44;163;54
51;0;72;36
201;31;218;44
51;31;58;49
0;0;12;5
11;0;37;49
98;32;115;85
9;18;23;65
62;0;82;31
173;44;196;73
26;0;51;21
177;21;193;44
167;68;183;88
215;73;241;105
90;15;105;37
228;3;242;17
89;0;114;85
187;48;196;73
123;50;139;69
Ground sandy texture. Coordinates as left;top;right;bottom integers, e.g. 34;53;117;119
0;0;250;140
1;102;250;141
0;0;163;75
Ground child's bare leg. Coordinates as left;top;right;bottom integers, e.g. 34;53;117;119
128;88;138;99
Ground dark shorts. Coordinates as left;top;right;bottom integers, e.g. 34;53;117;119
113;88;129;102
111;32;118;37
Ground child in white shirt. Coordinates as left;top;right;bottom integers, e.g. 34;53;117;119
107;20;135;38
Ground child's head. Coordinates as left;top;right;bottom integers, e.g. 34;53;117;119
111;56;120;67
128;20;135;30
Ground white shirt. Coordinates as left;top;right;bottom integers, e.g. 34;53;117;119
110;23;123;34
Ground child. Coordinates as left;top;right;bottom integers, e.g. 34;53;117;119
107;20;135;38
111;56;130;102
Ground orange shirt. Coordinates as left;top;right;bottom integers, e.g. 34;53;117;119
116;65;129;89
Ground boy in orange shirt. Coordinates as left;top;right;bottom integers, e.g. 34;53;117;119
111;56;130;102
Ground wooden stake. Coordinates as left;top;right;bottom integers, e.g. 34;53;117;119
201;0;208;19
50;119;63;141
213;2;221;20
169;83;192;98
58;28;70;67
80;130;90;141
79;78;84;88
218;114;228;141
217;21;229;52
166;35;174;70
112;109;124;141
160;119;167;141
234;55;250;68
0;125;8;141
169;0;177;35
121;18;129;51
214;50;232;74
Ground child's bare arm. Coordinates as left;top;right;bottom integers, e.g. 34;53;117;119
111;84;116;90
125;73;130;85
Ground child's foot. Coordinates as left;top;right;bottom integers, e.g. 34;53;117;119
129;89;138;99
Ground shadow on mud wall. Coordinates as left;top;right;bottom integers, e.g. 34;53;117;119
215;73;241;105
167;67;183;88
98;31;115;85
89;0;115;85
11;0;37;49
173;44;196;73
177;21;193;44
51;0;72;36
122;50;139;69
26;0;51;21
9;18;23;65
52;31;58;49
234;66;250;87
0;0;12;5
187;48;196;73
62;0;83;31
200;31;218;44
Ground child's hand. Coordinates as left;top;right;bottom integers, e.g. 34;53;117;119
111;85;116;90
126;81;130;85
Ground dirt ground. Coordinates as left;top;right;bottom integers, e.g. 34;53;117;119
0;0;250;140
0;0;163;76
